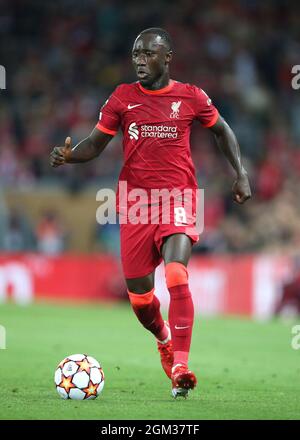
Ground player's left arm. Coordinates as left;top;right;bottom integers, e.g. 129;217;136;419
209;116;252;204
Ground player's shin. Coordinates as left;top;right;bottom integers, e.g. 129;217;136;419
128;288;169;341
165;262;194;367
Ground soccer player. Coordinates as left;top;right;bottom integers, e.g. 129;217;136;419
50;28;251;398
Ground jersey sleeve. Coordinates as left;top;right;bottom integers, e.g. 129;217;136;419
193;86;219;128
95;87;122;136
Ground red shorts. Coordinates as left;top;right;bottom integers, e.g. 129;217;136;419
119;200;200;279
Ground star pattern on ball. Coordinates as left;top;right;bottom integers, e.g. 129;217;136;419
76;358;91;374
59;375;76;393
83;380;98;399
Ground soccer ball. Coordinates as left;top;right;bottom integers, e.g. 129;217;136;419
54;354;104;400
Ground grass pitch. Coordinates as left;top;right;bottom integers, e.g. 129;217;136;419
0;301;299;420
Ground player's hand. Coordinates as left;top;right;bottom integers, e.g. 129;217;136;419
232;172;252;204
50;137;72;167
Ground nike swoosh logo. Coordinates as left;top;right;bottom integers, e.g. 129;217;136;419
128;104;143;109
175;325;190;330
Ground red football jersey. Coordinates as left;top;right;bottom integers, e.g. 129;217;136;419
95;80;219;207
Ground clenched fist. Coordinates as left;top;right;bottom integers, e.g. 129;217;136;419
232;172;252;204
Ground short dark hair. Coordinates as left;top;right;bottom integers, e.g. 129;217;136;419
138;27;173;51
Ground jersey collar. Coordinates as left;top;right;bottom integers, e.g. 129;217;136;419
138;80;175;95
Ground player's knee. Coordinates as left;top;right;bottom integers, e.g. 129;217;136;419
126;274;154;294
128;288;154;308
165;261;188;288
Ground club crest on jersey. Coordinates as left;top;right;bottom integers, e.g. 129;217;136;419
170;100;181;119
128;122;139;140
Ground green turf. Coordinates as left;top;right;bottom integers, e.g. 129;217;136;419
0;301;299;420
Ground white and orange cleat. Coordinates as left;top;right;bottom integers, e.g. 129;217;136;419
171;364;197;398
156;322;173;379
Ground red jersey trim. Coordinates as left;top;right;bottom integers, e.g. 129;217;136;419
202;110;219;128
95;122;117;135
138;80;175;95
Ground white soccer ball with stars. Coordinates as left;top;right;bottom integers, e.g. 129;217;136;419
54;354;105;400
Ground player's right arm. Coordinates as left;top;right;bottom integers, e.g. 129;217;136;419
50;87;122;168
50;130;113;167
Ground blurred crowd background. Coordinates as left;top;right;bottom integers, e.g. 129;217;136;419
1;0;300;256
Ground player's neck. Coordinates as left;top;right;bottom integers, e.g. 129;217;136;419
141;74;170;91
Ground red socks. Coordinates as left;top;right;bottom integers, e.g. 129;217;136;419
165;262;194;367
128;261;194;369
128;288;169;342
